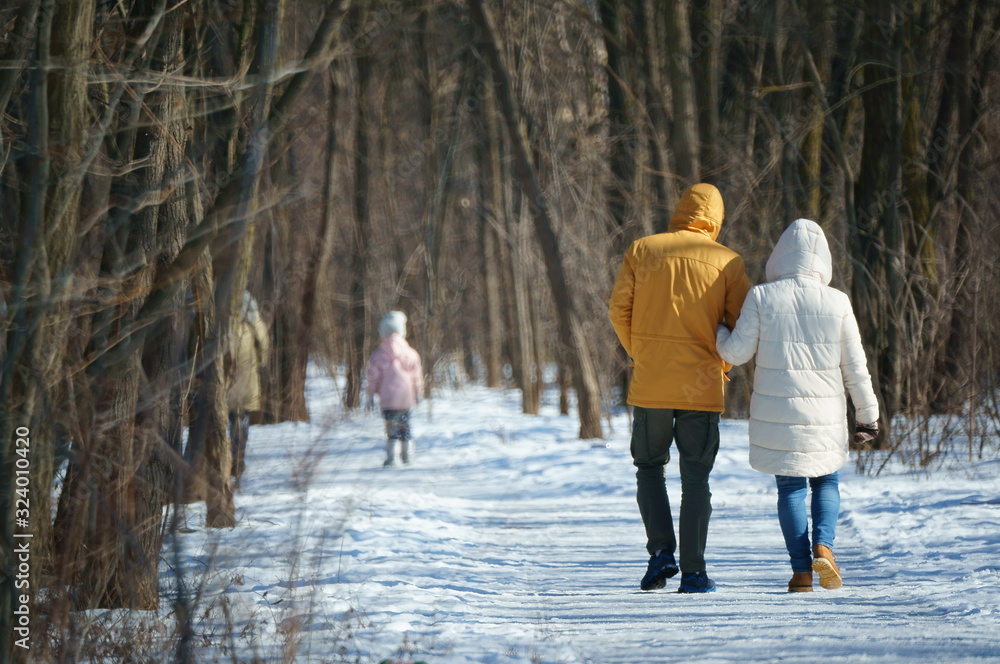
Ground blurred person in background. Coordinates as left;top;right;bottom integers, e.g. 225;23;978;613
227;291;270;480
366;311;424;466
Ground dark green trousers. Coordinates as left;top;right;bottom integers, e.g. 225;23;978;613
630;407;720;573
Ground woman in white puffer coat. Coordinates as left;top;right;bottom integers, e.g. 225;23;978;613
716;219;880;593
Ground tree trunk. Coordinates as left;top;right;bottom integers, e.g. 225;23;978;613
558;355;571;416
480;212;505;388
798;0;833;219
189;0;286;527
0;3;55;652
423;48;471;402
600;0;639;239
346;1;371;410
851;0;905;434
37;0;95;587
486;73;534;409
511;200;540;414
602;0;643;408
640;0;675;231
937;0;995;414
664;0;701;181
5;0;95;620
473;78;505;388
293;67;341;418
690;0;723;174
468;0;604;439
53;0;182;608
185;252;235;528
269;140;310;423
134;13;189;584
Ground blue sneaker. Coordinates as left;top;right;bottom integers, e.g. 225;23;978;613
640;552;679;590
677;571;717;593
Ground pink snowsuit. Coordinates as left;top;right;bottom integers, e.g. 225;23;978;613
365;333;424;409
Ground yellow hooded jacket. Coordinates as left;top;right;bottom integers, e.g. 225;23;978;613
608;184;750;412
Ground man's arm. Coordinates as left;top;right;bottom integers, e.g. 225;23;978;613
608;252;636;357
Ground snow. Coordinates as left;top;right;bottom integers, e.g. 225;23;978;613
170;372;1000;663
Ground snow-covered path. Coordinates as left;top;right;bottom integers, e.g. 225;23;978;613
176;375;1000;663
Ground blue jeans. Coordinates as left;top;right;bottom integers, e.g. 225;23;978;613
775;473;840;573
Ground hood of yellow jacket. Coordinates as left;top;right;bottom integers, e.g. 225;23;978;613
669;183;725;241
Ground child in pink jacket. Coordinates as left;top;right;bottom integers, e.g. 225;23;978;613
366;311;424;465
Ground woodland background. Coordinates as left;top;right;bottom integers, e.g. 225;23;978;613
0;0;997;660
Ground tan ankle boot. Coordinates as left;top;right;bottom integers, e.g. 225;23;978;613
788;571;813;592
812;545;843;589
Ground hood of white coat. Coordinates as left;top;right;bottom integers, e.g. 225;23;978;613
765;219;833;285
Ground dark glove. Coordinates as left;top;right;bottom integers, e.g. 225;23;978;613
850;421;879;451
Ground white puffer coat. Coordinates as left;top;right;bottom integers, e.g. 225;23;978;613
716;219;879;477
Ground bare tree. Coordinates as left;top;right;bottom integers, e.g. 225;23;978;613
468;0;604;439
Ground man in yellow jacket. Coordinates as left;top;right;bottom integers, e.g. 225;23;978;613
609;183;750;593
